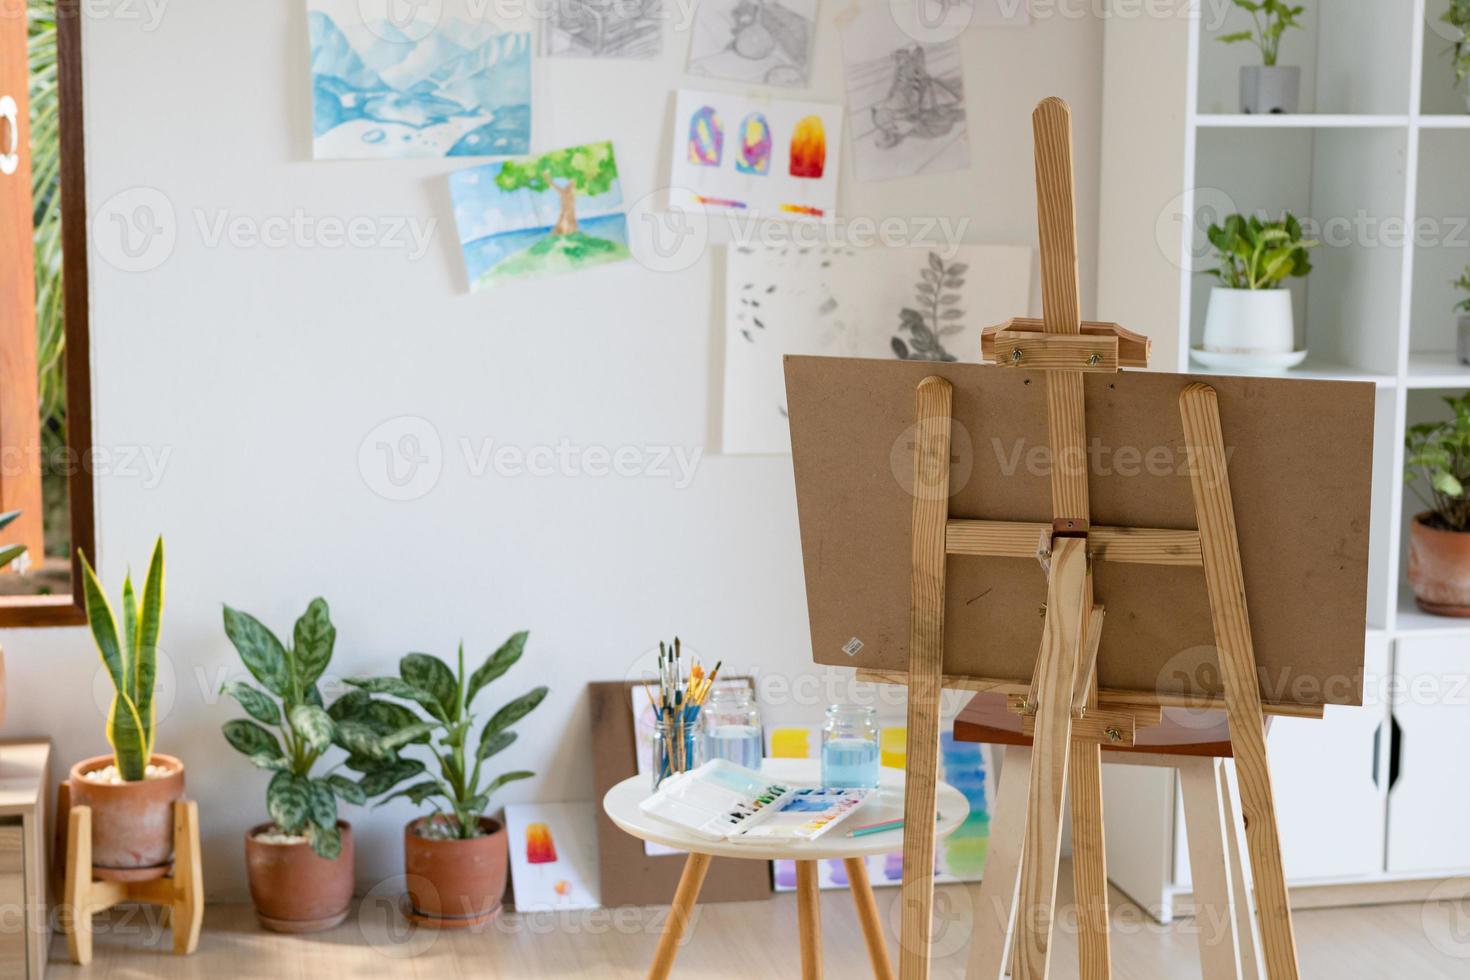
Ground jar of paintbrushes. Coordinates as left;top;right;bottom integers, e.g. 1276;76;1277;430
648;637;723;791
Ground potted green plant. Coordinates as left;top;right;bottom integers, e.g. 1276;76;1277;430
71;537;184;872
1218;0;1306;114
1444;0;1470;112
1454;265;1470;366
1193;213;1316;372
219;598;421;932
348;632;547;927
1406;393;1470;615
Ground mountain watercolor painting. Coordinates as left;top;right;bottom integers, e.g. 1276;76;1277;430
449;141;631;291
309;1;531;160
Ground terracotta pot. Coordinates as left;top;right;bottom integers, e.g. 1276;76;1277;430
67;753;184;871
404;817;507;925
1407;514;1470;616
245;821;354;933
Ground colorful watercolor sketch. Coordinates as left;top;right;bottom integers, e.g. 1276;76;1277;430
686;0;818;87
542;0;663;58
505;802;601;911
309;1;531;160
449;142;631;290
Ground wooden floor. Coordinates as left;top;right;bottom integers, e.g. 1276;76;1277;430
47;868;1470;978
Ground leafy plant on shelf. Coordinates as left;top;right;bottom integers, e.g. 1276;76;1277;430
0;512;26;573
1445;0;1470;87
347;632;547;840
1202;213;1316;290
1405;392;1470;533
1454;265;1470;315
1217;0;1305;67
78;537;164;781
220;598;429;858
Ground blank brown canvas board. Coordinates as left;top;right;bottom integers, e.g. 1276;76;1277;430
784;356;1376;708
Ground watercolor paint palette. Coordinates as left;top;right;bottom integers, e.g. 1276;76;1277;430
640;760;870;842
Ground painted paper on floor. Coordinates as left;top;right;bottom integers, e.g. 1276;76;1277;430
668;89;842;221
722;242;1030;453
309;1;531;159
841;3;970;182
449;141;631;290
505;802;601;910
686;0;819;87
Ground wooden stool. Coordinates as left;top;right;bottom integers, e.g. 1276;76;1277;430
954;693;1265;980
56;783;204;964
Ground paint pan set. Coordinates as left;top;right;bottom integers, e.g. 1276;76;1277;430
639;760;870;843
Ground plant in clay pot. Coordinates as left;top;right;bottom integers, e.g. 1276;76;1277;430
348;631;547;927
220;598;423;932
70;537;184;873
1405;393;1470;616
1218;0;1305;114
1192;212;1316;373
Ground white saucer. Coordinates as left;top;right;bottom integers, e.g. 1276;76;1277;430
1189;348;1309;373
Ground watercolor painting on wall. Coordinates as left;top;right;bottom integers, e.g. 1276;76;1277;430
686;0;819;87
721;242;1031;453
505;802;601;911
840;3;970;182
309;1;531;160
668;89;843;221
542;0;663;58
450;141;630;290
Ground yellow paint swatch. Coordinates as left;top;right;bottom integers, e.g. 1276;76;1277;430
769;727;813;759
880;727;907;769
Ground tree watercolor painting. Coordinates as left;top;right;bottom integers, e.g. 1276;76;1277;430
309;0;531;160
449;142;631;290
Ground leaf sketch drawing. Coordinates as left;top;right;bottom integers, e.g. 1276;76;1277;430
544;0;662;58
687;0;817;87
891;251;968;362
871;46;965;149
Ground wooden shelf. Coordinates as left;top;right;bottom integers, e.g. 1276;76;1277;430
1184;358;1397;388
1405;352;1470;389
1193;114;1410;129
1395;587;1470;638
1416;116;1470;129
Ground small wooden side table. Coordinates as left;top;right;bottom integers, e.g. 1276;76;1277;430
0;740;51;980
603;758;970;980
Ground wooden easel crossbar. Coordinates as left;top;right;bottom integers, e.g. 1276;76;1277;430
890;98;1303;980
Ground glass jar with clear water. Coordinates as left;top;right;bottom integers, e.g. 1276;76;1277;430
699;687;764;770
821;705;880;788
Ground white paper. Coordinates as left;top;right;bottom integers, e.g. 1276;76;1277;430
504;802;601;911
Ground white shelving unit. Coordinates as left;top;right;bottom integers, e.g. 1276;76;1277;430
1103;0;1470;921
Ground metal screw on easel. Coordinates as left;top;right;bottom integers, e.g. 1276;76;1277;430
1104;727;1122;743
1011;348;1024;364
1088;352;1102;367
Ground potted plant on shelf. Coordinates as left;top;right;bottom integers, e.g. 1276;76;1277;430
1444;0;1470;112
220;598;421;932
1193;212;1316;372
348;631;547;927
1218;0;1305;114
71;537;184;872
1455;265;1470;366
1406;392;1470;616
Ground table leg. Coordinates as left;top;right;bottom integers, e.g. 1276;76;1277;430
797;860;823;980
845;858;894;980
648;852;711;980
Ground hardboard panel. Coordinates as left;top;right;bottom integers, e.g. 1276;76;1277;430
588;681;771;907
784;356;1374;707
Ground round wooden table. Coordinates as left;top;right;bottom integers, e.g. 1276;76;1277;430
603;758;969;979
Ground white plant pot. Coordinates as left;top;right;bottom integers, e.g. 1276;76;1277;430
1202;287;1295;355
1240;65;1301;114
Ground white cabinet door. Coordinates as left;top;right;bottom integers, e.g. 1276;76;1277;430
1263;635;1389;882
1388;636;1470;874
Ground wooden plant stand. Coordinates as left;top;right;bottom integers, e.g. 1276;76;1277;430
57;783;204;964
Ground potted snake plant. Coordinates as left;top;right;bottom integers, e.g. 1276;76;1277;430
220;598;421;932
71;537;184;872
347;632;546;927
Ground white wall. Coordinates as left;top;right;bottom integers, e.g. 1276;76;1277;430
2;1;1106;899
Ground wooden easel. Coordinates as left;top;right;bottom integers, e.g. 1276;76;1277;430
893;98;1300;980
55;782;204;964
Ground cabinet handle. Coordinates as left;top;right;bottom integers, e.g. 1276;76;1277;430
1371;721;1382;788
1387;716;1403;792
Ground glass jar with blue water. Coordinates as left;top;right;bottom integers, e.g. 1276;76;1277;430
699;687;764;770
821;705;880;788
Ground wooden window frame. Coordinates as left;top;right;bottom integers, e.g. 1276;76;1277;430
0;0;95;628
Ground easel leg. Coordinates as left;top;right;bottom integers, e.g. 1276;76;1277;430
1180;384;1300;980
845;858;893;980
1068;741;1110;979
899;376;952;980
1221;762;1263;980
966;746;1031;980
1015;539;1089;980
797;860;823;980
647;851;711;980
172;800;204;955
1180;758;1244;980
63;805;92;966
